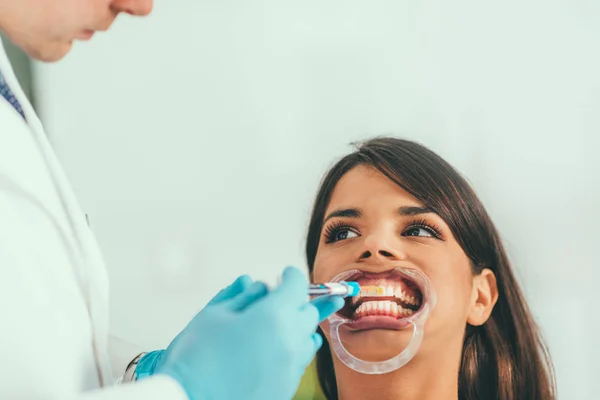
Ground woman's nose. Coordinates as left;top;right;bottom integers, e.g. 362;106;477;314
357;233;406;263
111;0;154;16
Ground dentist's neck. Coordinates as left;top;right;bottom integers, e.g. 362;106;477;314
334;350;461;400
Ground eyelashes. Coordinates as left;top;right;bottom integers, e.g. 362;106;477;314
323;220;359;244
322;218;444;244
405;218;443;239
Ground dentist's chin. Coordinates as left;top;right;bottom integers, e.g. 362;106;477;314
75;30;95;41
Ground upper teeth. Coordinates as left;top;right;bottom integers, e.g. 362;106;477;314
352;284;419;306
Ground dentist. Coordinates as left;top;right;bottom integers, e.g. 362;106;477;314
0;0;344;399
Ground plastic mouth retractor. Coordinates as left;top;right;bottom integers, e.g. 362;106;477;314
326;268;437;375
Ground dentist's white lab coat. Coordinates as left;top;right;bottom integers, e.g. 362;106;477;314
0;41;187;399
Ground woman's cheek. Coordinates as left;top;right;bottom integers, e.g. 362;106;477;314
312;263;326;283
312;253;339;282
426;271;473;333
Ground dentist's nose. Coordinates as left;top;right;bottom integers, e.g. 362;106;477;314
110;0;154;16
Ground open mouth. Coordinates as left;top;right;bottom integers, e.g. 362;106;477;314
337;270;424;329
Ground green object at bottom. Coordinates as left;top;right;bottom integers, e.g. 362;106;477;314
293;360;327;400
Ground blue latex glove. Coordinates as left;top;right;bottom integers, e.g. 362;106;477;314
134;274;255;380
139;267;344;400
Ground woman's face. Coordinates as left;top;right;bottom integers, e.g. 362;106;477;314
313;165;484;362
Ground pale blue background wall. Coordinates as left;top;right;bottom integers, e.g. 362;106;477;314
27;1;600;398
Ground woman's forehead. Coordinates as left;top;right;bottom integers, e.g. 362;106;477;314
326;166;423;213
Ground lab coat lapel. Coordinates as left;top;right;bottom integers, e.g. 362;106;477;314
0;40;113;386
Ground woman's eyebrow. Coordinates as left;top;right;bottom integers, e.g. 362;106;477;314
323;206;434;223
323;208;362;224
398;206;434;216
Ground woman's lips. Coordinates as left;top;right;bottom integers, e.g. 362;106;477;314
345;315;411;331
336;270;425;329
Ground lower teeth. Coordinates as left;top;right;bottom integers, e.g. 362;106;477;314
354;300;418;318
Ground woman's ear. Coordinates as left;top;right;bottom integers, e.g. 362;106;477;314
467;269;498;326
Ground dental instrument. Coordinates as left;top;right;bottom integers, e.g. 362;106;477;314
308;282;361;297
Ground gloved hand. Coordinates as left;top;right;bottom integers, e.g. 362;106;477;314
140;267;344;400
133;273;255;380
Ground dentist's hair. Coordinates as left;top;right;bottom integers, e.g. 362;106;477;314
305;137;556;400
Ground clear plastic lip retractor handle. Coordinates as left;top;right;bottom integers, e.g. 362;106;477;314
326;268;437;375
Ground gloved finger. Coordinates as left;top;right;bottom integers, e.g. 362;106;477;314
224;281;269;312
272;266;308;307
207;274;254;306
310;295;345;322
295;302;321;337
299;333;323;370
312;332;324;353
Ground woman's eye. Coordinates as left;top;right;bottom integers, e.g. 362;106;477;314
335;229;358;241
328;228;359;243
403;227;434;237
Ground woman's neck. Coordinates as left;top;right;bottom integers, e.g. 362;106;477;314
334;351;460;400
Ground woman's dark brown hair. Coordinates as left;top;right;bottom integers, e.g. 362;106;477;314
305;137;555;400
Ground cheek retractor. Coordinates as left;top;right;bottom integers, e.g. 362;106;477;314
325;268;437;375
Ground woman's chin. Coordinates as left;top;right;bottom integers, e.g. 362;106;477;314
330;327;414;363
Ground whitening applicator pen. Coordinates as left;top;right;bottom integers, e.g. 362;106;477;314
308;282;361;298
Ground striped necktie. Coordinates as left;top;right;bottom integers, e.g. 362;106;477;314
0;70;26;121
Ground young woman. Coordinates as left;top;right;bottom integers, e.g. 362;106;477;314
305;137;555;400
